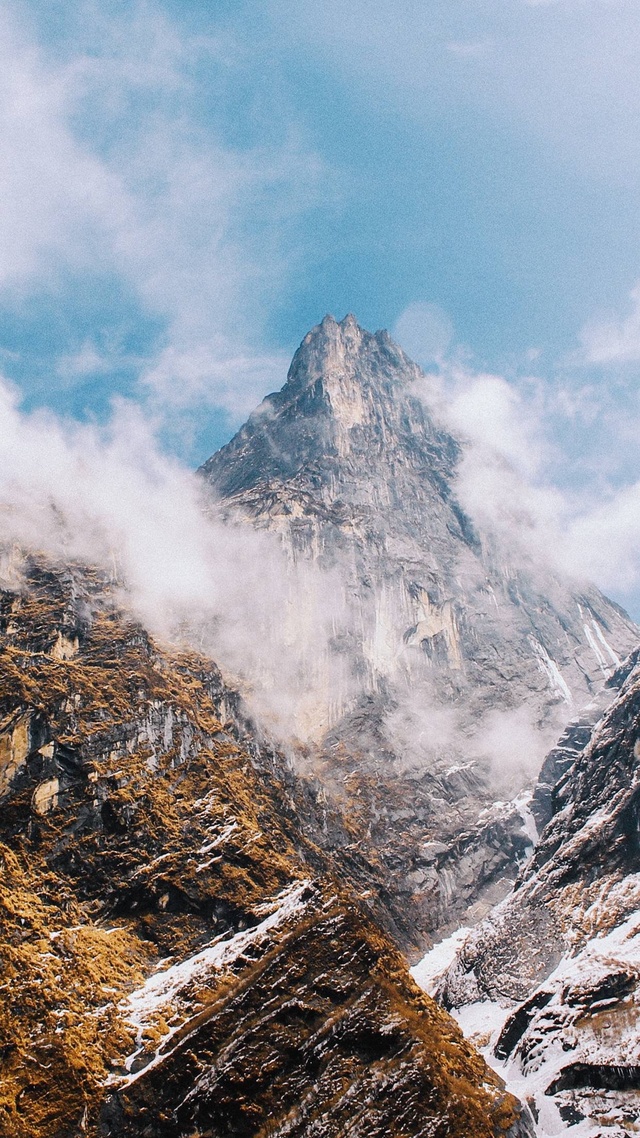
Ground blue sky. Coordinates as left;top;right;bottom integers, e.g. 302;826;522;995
2;0;640;613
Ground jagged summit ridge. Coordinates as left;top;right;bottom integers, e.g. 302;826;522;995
200;313;452;500
285;312;419;396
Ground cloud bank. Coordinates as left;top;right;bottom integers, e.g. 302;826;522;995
0;376;355;742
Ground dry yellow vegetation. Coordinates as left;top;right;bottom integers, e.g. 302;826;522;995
0;556;527;1137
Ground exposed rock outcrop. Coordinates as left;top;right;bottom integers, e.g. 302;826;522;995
432;647;640;1134
0;556;529;1138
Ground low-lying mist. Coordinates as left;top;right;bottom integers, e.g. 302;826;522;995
0;366;610;797
383;692;557;797
0;381;357;741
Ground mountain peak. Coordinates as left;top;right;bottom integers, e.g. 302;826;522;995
198;314;638;950
318;311;360;332
291;313;371;384
199;315;442;495
283;313;420;401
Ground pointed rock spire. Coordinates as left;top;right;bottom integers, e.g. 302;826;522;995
199;314;444;496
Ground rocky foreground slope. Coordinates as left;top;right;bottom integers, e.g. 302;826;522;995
0;556;532;1138
200;314;638;946
430;649;640;1135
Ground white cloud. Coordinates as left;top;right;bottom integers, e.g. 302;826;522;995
474;705;557;792
141;343;290;419
0;10;128;288
577;283;640;364
384;687;554;792
392;302;453;365
411;360;640;607
453;442;567;572
562;481;640;594
445;370;545;478
57;342;114;381
0;2;328;422
0;374;354;741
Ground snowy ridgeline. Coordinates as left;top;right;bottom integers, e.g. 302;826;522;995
110;880;312;1089
412;904;640;1138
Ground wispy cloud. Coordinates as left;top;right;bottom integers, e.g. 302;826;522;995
0;2;329;432
577;283;640;364
0;372;353;740
391;302;453;365
140;345;291;420
421;359;640;608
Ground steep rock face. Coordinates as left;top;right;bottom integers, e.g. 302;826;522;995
434;648;640;1134
0;557;530;1138
201;314;634;714
528;692;612;833
200;314;638;943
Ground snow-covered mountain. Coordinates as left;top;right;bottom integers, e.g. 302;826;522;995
421;648;640;1135
200;313;638;947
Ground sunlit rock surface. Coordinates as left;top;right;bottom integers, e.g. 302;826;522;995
431;646;640;1135
0;557;531;1138
200;314;638;946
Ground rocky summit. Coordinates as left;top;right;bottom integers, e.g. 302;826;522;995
0;556;533;1138
200;315;638;947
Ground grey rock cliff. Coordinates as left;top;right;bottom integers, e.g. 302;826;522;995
200;314;638;948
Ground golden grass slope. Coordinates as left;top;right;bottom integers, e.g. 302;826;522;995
0;556;526;1137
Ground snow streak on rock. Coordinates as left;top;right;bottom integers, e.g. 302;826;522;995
430;648;640;1134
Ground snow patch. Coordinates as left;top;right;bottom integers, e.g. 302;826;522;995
529;638;573;705
112;879;312;1087
454;910;640;1136
583;623;609;674
410;926;471;995
513;790;539;849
